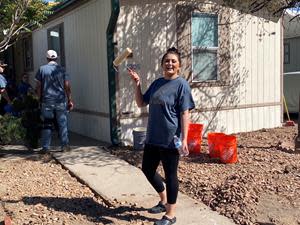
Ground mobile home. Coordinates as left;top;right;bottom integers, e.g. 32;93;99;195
12;0;283;145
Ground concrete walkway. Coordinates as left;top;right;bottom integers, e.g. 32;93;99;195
50;133;235;225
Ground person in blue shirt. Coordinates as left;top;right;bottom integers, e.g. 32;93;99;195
0;61;12;115
35;50;74;153
17;73;33;99
127;47;195;225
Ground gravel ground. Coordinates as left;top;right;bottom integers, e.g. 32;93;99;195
111;125;300;225
0;152;154;225
1;125;300;225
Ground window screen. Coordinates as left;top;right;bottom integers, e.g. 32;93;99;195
192;13;218;81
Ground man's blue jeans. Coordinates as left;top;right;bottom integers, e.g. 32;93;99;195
41;102;69;150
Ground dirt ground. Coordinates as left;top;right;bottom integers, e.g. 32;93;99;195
0;151;155;225
0;124;299;225
111;125;300;225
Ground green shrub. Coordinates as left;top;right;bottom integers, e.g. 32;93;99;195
0;114;26;145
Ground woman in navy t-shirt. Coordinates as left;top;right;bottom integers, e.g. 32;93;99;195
127;47;195;225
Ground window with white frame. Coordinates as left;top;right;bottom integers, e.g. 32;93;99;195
191;13;218;82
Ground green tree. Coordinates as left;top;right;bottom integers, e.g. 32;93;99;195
0;0;50;52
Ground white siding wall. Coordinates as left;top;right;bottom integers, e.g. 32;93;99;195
32;0;111;142
117;0;178;145
117;0;282;145
189;11;282;135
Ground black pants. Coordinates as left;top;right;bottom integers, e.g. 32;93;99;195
0;98;7;115
142;144;180;204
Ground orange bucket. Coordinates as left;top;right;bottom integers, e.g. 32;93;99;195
187;123;203;154
219;135;238;164
207;132;225;158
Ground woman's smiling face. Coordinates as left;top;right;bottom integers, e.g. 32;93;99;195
162;53;181;78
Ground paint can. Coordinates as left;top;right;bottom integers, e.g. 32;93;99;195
132;127;146;150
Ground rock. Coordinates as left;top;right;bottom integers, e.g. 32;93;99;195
284;165;293;174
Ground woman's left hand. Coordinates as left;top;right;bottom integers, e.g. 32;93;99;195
181;139;189;156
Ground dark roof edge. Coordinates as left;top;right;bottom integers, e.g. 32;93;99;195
45;0;90;23
51;0;77;12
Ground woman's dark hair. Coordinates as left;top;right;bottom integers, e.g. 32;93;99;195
161;47;182;66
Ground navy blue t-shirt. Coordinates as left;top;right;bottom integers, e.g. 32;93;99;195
143;76;195;149
18;81;32;96
35;62;69;103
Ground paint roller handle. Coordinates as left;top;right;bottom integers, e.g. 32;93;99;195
127;67;141;86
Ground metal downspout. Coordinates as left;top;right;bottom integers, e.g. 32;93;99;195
106;0;120;145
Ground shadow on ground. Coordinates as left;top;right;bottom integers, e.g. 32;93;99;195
3;196;156;224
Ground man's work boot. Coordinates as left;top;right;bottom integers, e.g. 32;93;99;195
61;145;71;152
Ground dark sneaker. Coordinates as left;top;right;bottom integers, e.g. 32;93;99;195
61;145;71;152
148;201;166;214
40;148;49;154
154;216;176;225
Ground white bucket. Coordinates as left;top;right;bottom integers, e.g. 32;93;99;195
132;127;146;150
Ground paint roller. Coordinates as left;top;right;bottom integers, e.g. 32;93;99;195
113;48;133;69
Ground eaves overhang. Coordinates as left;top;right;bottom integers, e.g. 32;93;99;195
221;0;286;22
45;0;91;23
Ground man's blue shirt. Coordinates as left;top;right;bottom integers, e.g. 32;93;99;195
143;76;195;149
35;62;69;103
